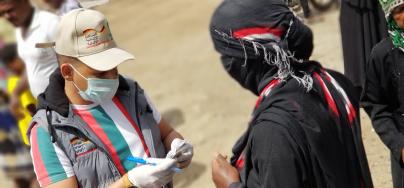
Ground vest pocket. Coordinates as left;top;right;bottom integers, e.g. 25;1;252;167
70;137;98;158
73;148;116;188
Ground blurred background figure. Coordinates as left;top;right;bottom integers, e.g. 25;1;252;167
42;0;80;15
0;43;36;145
0;35;4;49
0;0;59;118
0;45;37;188
0;35;6;90
339;0;387;94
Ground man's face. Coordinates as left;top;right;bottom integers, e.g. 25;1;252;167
43;0;63;10
393;4;404;29
6;57;24;75
0;0;31;27
60;56;118;92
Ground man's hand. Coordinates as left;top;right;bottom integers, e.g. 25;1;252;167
127;158;176;188
212;153;240;188
166;138;193;168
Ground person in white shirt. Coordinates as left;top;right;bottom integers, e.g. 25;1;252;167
0;0;59;117
43;0;80;15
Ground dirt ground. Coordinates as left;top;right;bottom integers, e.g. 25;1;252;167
0;0;392;187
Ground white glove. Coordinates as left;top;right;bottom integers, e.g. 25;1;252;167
127;158;176;188
166;138;193;168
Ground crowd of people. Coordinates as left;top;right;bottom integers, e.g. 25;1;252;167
0;0;404;187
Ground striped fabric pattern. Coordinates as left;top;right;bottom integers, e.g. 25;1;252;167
30;126;74;187
73;97;149;175
30;96;158;186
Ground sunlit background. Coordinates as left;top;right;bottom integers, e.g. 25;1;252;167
0;0;392;187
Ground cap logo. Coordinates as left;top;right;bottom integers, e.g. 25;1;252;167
82;23;113;49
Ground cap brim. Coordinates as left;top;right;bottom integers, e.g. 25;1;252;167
78;47;134;71
78;0;109;8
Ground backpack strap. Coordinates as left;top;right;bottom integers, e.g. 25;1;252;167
44;107;73;165
46;107;58;143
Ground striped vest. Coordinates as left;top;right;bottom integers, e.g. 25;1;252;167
28;78;168;188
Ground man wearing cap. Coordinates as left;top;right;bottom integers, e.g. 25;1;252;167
0;0;59;117
28;8;193;188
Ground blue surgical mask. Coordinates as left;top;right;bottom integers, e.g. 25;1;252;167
70;65;119;103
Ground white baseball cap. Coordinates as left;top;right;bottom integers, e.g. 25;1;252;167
37;8;134;71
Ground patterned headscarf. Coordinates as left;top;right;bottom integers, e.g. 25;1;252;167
379;0;404;51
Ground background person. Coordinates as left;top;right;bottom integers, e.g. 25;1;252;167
42;0;80;15
0;43;36;145
0;0;59;117
0;49;37;188
340;0;388;94
362;1;404;188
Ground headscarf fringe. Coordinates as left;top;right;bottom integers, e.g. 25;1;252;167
214;22;313;92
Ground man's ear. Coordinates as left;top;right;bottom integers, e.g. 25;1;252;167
60;63;74;81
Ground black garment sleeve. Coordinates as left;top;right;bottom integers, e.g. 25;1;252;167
228;182;243;188
249;121;304;188
361;47;404;162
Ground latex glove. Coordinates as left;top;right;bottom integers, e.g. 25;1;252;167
166;138;193;168
127;158;176;188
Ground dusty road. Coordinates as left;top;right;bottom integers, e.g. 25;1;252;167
0;0;392;187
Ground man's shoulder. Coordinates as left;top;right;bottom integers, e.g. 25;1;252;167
36;9;60;25
254;107;297;134
29;109;49;131
118;75;141;92
250;118;298;149
27;109;50;142
37;9;59;19
371;38;393;59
